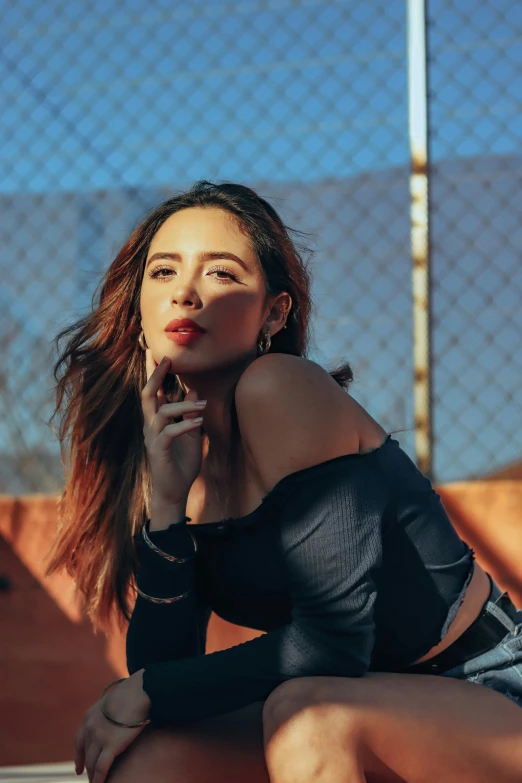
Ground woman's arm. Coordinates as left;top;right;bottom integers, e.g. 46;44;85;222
126;519;211;674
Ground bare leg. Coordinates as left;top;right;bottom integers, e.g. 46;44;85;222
262;673;522;783
106;700;270;783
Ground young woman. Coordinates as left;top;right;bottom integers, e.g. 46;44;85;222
45;181;522;783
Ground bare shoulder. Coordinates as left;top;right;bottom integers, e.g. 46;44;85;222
234;353;361;492
237;352;338;394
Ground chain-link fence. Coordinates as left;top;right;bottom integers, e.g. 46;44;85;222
427;0;522;480
0;0;520;494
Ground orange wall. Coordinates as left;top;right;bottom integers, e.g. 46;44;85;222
0;482;521;766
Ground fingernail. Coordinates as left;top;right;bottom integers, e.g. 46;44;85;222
195;400;207;406
160;356;168;365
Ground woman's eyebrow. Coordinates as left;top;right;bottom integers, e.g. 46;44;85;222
146;251;248;271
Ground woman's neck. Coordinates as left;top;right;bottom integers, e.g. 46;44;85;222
175;352;255;458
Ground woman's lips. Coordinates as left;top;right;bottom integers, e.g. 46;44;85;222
165;331;206;345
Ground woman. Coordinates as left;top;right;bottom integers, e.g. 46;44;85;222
44;181;522;783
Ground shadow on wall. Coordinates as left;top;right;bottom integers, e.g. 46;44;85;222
0;480;521;766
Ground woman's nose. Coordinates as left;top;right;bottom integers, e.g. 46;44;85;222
169;277;202;304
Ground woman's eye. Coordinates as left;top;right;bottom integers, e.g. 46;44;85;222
149;266;238;283
209;266;239;282
149;267;175;280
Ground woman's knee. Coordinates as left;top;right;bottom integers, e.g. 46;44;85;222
263;677;321;723
263;676;356;725
262;679;365;783
262;677;360;749
263;677;361;752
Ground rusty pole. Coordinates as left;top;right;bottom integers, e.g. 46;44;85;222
407;0;433;478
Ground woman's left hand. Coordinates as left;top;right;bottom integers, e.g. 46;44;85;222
74;670;151;783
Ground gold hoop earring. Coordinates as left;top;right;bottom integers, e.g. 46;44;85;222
138;330;148;351
257;330;271;354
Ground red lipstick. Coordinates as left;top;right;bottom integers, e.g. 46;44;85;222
164;317;206;333
165;317;206;345
165;330;205;345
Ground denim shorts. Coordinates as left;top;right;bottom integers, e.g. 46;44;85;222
440;577;522;708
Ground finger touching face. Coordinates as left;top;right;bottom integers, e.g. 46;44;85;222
140;207;268;371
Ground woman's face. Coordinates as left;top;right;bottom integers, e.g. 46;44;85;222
140;206;275;374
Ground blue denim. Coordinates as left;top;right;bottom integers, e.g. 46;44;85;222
440;578;522;707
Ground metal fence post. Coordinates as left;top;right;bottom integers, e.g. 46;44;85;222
408;0;433;479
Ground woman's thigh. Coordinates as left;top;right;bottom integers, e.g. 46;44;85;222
107;700;270;783
264;672;522;783
360;671;522;783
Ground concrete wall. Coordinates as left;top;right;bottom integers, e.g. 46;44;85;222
1;482;521;765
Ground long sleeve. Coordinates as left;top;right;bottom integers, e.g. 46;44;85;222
126;521;211;674
140;459;390;727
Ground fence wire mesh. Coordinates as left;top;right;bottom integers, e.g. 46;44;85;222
427;0;522;480
0;0;520;494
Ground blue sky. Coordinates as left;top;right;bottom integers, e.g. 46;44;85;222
0;0;405;190
2;0;519;193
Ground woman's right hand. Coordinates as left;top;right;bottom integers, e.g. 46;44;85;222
141;349;207;507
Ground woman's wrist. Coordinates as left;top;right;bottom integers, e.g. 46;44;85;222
103;669;151;724
149;498;189;531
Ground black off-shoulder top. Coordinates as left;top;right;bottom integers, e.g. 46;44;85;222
126;434;475;727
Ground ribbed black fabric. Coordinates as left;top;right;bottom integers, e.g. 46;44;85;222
126;434;475;727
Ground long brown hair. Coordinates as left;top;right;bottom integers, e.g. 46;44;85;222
43;181;354;635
